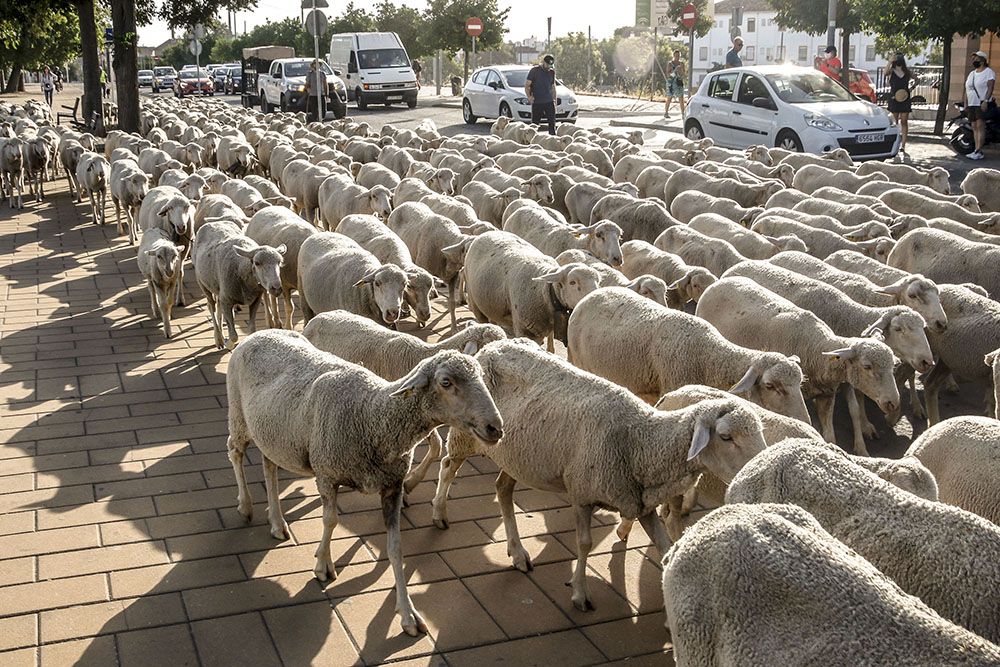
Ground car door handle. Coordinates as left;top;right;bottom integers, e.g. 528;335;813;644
732;110;742;115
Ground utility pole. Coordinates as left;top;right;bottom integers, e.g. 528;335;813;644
650;26;657;101
587;26;592;88
826;0;837;48
546;17;552;52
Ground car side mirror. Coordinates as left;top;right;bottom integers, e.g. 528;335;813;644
488;81;499;90
333;69;342;77
752;96;776;110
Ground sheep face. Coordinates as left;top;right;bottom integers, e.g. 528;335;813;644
580;220;624;267
978;213;1000;235
928;168;950;195
147;243;184;280
866;310;933;373
367;185;393;220
158;198;195;241
403;268;435;326
393;351;504;445
857;237;895;263
823;340;899;415
429;169;456;196
179;175;207;201
626;275;668;306
534;263;601;310
670;268;717;304
236;244;286;297
879;277;947;334
128;172;150;201
733;355;810;424
687;401;766;484
524;176;555;205
355;264;408;324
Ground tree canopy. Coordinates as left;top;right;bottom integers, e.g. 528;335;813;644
0;0;81;90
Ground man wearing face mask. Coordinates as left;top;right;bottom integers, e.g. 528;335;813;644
964;51;996;160
526;54;558;136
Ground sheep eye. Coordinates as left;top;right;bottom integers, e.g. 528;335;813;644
862;363;873;371
375;281;381;288
763;382;775;390
719;433;732;441
569;280;577;286
439;378;452;388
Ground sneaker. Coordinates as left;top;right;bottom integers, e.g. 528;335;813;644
968;151;984;160
663;112;671;119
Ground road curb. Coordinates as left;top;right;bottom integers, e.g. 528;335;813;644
608;118;947;145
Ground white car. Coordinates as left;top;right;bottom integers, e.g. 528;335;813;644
462;65;579;125
137;70;153;87
685;65;900;160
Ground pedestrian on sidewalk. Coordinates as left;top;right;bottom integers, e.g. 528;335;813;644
664;50;686;119
100;67;108;98
815;46;842;82
306;59;327;123
40;66;56;108
526;54;558;136
885;53;912;155
412;59;422;89
964;50;996;161
725;37;743;69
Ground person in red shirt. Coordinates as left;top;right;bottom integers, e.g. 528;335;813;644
815;45;843;82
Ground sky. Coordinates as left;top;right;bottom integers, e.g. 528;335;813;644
137;0;638;48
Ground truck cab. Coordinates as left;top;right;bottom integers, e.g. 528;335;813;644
329;32;418;110
241;47;347;119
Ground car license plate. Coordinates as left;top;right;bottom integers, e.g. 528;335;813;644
857;132;883;144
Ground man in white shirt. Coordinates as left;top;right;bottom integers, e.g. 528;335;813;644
963;50;995;160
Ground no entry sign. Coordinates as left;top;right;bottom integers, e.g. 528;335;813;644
466;17;483;37
681;3;697;29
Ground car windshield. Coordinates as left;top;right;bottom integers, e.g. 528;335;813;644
501;70;529;87
765;71;855;103
228;67;241;75
138;70;152;76
283;61;333;77
179;70;203;79
153;67;175;76
358;49;409;69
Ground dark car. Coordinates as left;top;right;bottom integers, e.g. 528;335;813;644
173;69;214;97
213;63;237;92
224;65;243;95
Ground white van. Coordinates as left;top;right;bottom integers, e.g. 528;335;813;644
328;32;418;109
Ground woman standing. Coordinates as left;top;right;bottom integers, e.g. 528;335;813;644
40;66;56;108
664;50;686;119
885;54;912;155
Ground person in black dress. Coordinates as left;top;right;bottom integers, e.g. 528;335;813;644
885;53;912;154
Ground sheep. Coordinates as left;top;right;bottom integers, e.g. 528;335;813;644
557;165;616;187
720;157;795;186
387;202;475;330
555;249;668;304
632;164;685;199
888;228;1000;298
895;216;1000;245
661;503;1000;666
378;144;418;177
750;215;895;262
192;221;286;349
316;174;393;230
157;168;207;201
244;175;290;206
279;159;333;222
669;191;763;226
764;187;809;209
220;178;289;217
394;176;438;207
689;213;806;260
564;141;613;176
620;240;717;306
110;159;149;245
195;167;229;195
790;163;888;194
334;214;438;327
433;338;766;610
495;151;578;174
880;189;1000;231
727;439;1000;644
462;231;601;352
906;416;1000;525
756;207;892;241
138;186;196;306
696;277;900;453
653;225;748;277
226;329;503;636
856;161;951;194
357;161;402;190
302;311;506;492
663;167;781;208
459;181;521;227
776;148;853;171
22;136;49;202
160;140;205;171
791;198;894;227
58;138;86;199
590;195;680;243
418;192;480;228
137;228;185;339
509;167;575;219
613;154;685;184
564;182;640;224
193;194;249;232
961;167;1000;212
244;206;318;329
471;168;555;205
505;205;624;266
434;154;494;190
404;163;456;195
857;180;979;210
0;137;26;209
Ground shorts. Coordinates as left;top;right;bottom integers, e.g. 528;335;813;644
967;105;985;121
667;77;684;97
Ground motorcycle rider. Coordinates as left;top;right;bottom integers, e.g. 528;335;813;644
963;50;996;160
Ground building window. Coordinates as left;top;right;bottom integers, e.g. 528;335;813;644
798;45;807;61
699;46;708;61
747;18;756;32
745;46;755;61
765;47;773;62
848;45;856;63
866;45;875;61
817;45;825;56
776;45;785;61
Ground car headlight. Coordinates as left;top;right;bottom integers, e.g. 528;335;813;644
567;96;577;104
291;85;305;92
332;79;345;91
514;97;530;105
804;112;842;132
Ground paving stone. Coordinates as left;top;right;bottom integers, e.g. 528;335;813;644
182;571;327;621
262;602;362;667
190;612;281;666
444;629;606;667
0;614;38;651
0;573;108;616
115;623;199;667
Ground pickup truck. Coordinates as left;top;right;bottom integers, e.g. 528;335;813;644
257;57;347;118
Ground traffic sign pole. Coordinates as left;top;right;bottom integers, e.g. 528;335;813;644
680;4;697;101
466;18;483;75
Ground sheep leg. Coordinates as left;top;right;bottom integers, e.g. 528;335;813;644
496;471;532;572
262;293;277;329
853;388;878;439
222;301;239;350
147;280;158;319
114;198;123;233
923;364;947;426
262;456;289;540
203;290;225;349
313;482;339;581
98;190;106;225
157;285;174;339
174;262;186;307
814;395;837;445
227;435;253;521
403;428;442;494
382;481;428;637
615;517;635;542
88;189;98;223
282;287;294;330
247;294;262;334
431;453;466;530
637;509;671;556
844;390;871;456
299;290;315;325
570;504;595;612
909;373;926;420
664;495;686;542
447;274;459;332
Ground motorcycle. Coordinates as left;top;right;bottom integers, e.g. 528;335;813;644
949;101;1000;155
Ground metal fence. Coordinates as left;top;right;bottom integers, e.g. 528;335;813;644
873;64;942;108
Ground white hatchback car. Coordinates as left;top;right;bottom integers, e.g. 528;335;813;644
463;65;579;124
685;65;900;160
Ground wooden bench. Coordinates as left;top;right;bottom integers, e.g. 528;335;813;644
56;97;80;127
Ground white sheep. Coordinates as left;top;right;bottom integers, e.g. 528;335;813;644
193;194;249;232
74;152;110;224
689;213;806;260
857;180;979;210
590;194;680;243
471;168;555;205
727;439;1000;644
226;328;503;636
22;136;49;202
0;137;25;209
157;168;207;201
757;207;892;240
662;503;1000;665
357;161;401;190
417;192;480;228
751;215;895;262
670;190;763;226
433;338;766;610
888;228;1000;299
505;204;624;267
961;167;1000;212
110;159;149;245
880;188;1000;231
653;224;748;277
763;187;810;209
316;173;393;229
776;148;853;170
138;186;194;306
620;239;717;306
554;249;668;305
855;161;951;194
791;198;894;227
137;228;185;339
663;167;781;208
564;182;640;224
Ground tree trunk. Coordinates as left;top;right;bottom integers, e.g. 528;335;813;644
934;36;951;135
111;0;140;133
75;0;105;135
5;66;23;94
840;29;850;85
462;48;468;86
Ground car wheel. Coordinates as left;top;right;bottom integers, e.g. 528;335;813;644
775;129;804;152
407;99;417;109
684;119;704;140
499;102;513;119
911;95;926;105
260;93;267;113
463;99;478;124
356;90;368;110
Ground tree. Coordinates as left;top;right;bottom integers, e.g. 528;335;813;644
666;0;713;38
768;0;861;82
422;0;510;82
856;0;1000;132
374;1;427;59
0;0;80;93
158;0;257;33
328;2;375;34
550;32;605;90
74;0;104;134
111;0;140;132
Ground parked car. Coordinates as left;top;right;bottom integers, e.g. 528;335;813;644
257;57;347;118
213;63;238;92
462;65;579;125
847;68;875;103
173;69;214;97
137;69;154;87
684;65;899;160
224;65;243;95
329;32;419;109
152;66;177;92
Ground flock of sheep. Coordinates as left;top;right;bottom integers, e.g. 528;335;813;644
2;92;1000;662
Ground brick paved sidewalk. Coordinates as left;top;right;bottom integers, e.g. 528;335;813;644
0;175;675;665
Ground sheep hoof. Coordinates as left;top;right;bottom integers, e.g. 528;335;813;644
615;520;633;543
861;423;878;439
432;516;449;530
270;521;290;540
509;548;533;572
313;562;336;582
400;610;428;637
572;594;594;612
237;504;253;523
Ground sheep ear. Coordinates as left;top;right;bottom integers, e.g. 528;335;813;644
729;366;759;394
533;266;569;284
861;313;892;339
788;355;801;364
156;202;172;216
353;269;378;287
843;229;868;241
822;348;857;361
986;350;999;366
233;246;255;260
274;243;287;256
687;418;712;461
877;280;906;296
462;341;479;355
390;365;430;397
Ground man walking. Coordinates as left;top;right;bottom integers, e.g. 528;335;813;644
964;50;996;161
526;54;558;136
725;37;743;68
307;59;327;123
